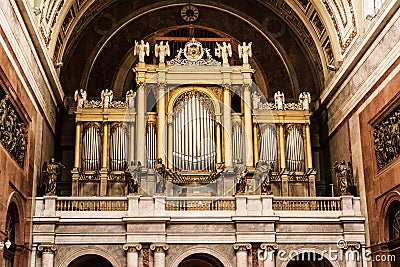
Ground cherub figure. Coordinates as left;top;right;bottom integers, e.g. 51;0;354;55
299;92;311;110
155;41;170;64
215;42;232;66
238;42;252;65
101;89;113;108
74;89;87;109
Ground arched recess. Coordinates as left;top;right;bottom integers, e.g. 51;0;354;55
279;248;339;267
67;254;113;267
379;191;400;243
170;246;233;267
178;253;225;267
58;247;122;267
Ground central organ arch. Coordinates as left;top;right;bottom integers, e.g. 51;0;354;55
169;88;220;171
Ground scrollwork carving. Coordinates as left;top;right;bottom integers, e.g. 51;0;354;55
0;94;28;167
374;108;400;170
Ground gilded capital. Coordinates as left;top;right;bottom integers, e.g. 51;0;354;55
233;243;251;251
123;243;142;252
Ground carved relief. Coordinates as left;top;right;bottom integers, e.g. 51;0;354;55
374;107;400;170
0;93;28;167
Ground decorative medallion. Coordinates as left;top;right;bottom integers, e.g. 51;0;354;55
180;5;199;22
183;38;204;61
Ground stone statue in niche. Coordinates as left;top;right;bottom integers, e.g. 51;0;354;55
274;91;285;110
238;42;252;65
215;42;232;66
74;89;87;109
251;90;262;110
126;90;136;109
154;41;170;65
134;40;150;63
299;92;311;110
155;158;167;193
332;160;354;196
234;164;248;194
41;158;64;196
124;161;142;194
101;89;113;108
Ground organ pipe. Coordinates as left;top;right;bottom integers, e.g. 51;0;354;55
285;125;305;171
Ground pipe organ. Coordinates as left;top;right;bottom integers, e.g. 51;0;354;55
71;38;316;197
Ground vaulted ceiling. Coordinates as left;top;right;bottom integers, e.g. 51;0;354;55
37;0;358;100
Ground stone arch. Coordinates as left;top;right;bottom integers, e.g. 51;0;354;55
170;246;233;267
6;191;25;245
58;247;122;267
379;191;400;243
278;247;339;267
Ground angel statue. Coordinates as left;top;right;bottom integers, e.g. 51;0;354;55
238;42;252;65
254;161;273;195
332;160;354;195
299;92;311;110
155;158;167;193
274;91;285;110
41;158;65;196
101;89;113;108
74;89;87;109
154;41;170;65
215;42;232;66
126;90;136;109
234;164;248;194
134;40;150;63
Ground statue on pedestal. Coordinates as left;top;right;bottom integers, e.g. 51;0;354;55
274;91;285;110
155;158;167;193
41;158;64;196
255;161;273;195
299;92;311;110
238;42;252;65
134;40;150;63
215;42;232;66
332;160;354;195
74;89;87;109
234;164;248;194
155;41;170;65
124;161;142;194
101;89;113;108
126;90;136;109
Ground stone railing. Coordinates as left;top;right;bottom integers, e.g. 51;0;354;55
56;197;128;211
272;197;341;211
165;197;236;211
34;195;361;218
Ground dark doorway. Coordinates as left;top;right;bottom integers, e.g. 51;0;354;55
178;253;224;267
68;254;113;267
286;253;333;267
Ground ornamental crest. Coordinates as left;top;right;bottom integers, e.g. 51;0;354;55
184;38;204;61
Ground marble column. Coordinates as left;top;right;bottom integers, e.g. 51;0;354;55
305;123;313;169
123;243;142;267
168;120;173;169
38;244;57;267
253;123;259;164
150;243;169;267
136;83;146;165
260;243;278;267
243;85;254;167
223;87;233;167
233;243;251;267
157;83;166;163
74;122;81;168
216;121;222;163
278;123;286;169
129;123;135;163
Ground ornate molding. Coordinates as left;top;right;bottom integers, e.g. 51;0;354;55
150;243;169;252
233;243;252;251
260;243;278;251
337;240;361;250
0;94;28;167
38;244;57;253
123;243;142;252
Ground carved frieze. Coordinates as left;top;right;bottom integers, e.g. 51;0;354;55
374;107;400;170
0;93;28;167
